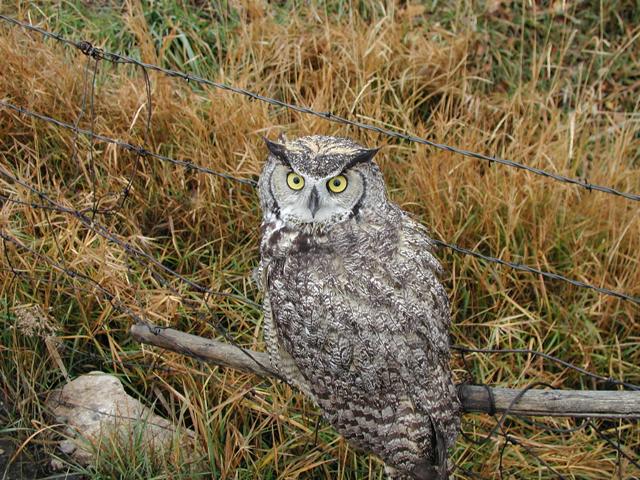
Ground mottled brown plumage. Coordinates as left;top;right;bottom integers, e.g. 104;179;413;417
257;135;460;479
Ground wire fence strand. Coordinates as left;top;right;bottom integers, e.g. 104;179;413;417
0;99;257;187
3;225;638;478
1;12;639;479
3;99;638;306
1;14;639;202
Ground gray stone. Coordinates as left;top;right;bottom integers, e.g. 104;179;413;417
46;371;193;467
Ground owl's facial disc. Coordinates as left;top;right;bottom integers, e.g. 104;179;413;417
261;135;382;226
269;163;365;225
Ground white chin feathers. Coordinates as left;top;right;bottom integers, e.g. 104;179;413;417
281;205;351;226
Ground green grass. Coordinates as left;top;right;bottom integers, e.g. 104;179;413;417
1;0;639;478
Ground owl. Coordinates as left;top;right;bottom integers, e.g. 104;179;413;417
256;135;460;480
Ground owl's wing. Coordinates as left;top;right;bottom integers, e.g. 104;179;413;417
261;257;317;400
387;212;461;446
377;211;452;355
375;214;460;449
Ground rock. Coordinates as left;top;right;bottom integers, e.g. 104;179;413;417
46;371;193;468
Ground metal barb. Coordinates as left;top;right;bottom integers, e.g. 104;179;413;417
2;99;638;306
1;13;639;478
1;14;639;202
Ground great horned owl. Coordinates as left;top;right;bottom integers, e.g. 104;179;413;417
256;135;460;480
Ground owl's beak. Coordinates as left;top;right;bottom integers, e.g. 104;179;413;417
308;186;320;218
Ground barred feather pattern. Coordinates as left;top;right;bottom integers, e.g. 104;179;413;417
257;135;460;479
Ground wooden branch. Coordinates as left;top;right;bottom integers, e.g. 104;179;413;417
457;386;640;419
131;323;277;378
131;323;640;419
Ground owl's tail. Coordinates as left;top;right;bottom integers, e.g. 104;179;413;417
384;464;443;480
385;424;449;480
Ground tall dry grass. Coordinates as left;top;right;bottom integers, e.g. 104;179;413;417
1;1;639;478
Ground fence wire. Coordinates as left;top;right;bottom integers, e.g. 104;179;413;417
2;99;638;306
2;14;640;203
1;13;639;480
2;228;637;479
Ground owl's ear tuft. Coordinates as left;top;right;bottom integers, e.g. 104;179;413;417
345;147;380;169
263;137;290;165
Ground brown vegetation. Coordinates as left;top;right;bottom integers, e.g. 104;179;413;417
1;1;638;478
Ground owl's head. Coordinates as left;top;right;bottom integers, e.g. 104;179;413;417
258;135;385;226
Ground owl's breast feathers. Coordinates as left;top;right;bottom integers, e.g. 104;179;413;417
260;207;460;479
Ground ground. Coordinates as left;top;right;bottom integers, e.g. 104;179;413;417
0;1;639;478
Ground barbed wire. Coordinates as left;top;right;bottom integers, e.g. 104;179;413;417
433;239;639;305
3;100;639;306
0;100;257;187
1;11;639;479
1;14;639;203
0;229;276;381
2;13;639;306
452;346;640;391
0;166;258;307
67;42;153;218
2;226;638;477
3;230;637;478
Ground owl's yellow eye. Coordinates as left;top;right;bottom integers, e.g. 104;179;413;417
327;175;348;193
287;172;305;190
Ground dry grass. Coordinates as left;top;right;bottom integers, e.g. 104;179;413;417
1;0;639;478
